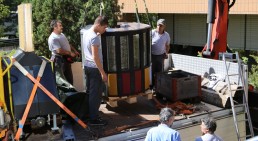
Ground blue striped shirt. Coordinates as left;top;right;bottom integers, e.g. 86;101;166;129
145;124;181;141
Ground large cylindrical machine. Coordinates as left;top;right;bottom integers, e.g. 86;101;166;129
81;22;151;97
101;23;151;97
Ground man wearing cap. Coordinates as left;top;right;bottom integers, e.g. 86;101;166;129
151;19;171;89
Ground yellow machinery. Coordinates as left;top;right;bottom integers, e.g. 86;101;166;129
0;55;14;140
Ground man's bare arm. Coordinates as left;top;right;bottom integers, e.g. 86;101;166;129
166;44;170;54
92;45;107;82
70;44;80;56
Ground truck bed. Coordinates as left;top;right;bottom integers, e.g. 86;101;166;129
78;95;243;141
23;92;244;141
24;53;247;140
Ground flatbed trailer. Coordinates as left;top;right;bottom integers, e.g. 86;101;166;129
68;53;247;141
0;53;247;141
96;99;245;141
14;95;245;141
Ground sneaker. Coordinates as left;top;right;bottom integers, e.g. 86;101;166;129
88;118;108;126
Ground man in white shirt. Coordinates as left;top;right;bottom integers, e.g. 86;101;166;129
82;16;108;126
48;20;79;85
151;19;170;89
195;117;223;141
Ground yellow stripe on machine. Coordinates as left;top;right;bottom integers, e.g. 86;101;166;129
144;67;150;90
108;74;118;96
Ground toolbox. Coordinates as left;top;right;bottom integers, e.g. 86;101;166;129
156;70;201;101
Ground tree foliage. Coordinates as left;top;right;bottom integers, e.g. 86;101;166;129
1;0;122;57
15;0;122;58
138;13;158;29
20;0;84;57
0;0;9;19
80;0;122;28
248;54;258;89
3;0;22;11
0;0;10;36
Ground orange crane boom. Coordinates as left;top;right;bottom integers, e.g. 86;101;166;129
202;0;235;59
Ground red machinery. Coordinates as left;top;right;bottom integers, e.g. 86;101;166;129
202;0;236;59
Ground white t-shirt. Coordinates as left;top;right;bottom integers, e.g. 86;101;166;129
82;28;103;68
195;133;223;141
151;29;170;55
48;32;71;56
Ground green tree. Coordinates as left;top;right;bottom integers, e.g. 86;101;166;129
0;0;10;37
80;0;122;28
0;0;9;19
0;0;22;38
19;0;122;58
21;0;84;57
4;0;23;11
139;13;157;29
1;0;122;56
247;55;258;89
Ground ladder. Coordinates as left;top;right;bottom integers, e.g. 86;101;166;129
222;52;254;141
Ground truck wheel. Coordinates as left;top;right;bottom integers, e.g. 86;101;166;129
2;130;14;141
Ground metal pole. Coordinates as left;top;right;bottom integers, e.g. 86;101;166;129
203;0;216;56
51;114;59;131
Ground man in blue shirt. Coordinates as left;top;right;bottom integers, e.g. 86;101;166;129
145;108;181;141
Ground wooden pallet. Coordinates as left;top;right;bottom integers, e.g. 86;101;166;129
105;90;153;107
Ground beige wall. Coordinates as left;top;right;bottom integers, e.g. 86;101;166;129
118;0;258;14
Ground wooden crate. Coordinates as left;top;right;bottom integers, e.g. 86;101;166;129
106;90;153;107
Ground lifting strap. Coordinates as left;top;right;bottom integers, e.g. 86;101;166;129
100;0;104;16
14;60;47;140
133;0;140;23
142;0;152;28
12;59;87;140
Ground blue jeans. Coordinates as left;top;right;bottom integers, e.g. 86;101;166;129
84;66;104;120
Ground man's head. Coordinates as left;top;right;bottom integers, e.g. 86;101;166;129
156;19;166;33
93;15;109;34
50;20;63;34
159;108;175;126
200;117;217;134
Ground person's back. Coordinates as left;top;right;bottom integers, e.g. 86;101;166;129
195;133;223;141
145;108;181;141
145;124;180;141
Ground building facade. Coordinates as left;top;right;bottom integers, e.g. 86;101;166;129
118;0;258;51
